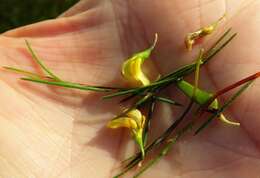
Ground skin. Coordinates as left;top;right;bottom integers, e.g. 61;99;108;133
0;0;259;177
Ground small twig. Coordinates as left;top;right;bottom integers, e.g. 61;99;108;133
195;80;254;134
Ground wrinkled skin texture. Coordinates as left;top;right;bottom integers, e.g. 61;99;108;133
0;0;260;177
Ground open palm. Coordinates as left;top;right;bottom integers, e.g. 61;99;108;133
0;0;259;177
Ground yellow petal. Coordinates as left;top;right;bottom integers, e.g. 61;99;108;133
209;98;219;110
127;109;146;129
121;34;158;86
141;115;146;128
126;109;142;118
219;114;240;126
122;56;150;86
107;117;138;129
185;33;196;51
209;99;240;126
207;98;240;126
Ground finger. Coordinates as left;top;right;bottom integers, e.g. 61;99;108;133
0;20;123;85
59;0;103;17
2;6;105;38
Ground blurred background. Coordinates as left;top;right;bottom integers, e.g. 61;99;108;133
0;0;79;33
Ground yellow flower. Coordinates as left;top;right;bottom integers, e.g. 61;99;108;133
185;14;226;51
122;33;158;86
107;109;146;158
210;99;240;126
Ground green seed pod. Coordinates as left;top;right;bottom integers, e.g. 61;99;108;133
176;79;218;109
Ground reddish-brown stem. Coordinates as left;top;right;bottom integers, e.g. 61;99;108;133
213;72;260;99
199;72;260;113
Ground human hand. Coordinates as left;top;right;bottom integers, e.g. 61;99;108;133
0;0;259;177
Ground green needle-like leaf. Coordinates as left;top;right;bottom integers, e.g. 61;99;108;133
102;88;144;99
154;96;183;106
134;122;193;178
25;40;61;81
21;77;113;92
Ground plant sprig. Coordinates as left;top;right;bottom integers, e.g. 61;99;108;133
132;78;255;177
103;28;236;101
3;25;259;178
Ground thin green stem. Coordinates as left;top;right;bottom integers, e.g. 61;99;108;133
3;66;42;79
192;49;203;98
143;99;156;146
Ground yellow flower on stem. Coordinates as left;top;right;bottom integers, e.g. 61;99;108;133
122;33;158;86
185;14;226;51
209;98;240;126
107;109;146;158
177;80;240;126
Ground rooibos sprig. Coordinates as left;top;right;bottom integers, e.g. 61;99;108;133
3;15;259;178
